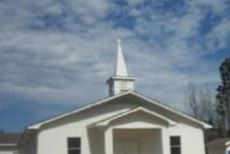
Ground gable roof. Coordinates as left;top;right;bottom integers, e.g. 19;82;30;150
90;106;177;128
28;91;212;130
0;133;21;146
206;138;230;147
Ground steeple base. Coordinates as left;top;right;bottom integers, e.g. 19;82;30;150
106;76;135;96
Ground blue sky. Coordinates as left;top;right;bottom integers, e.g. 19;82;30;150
0;0;229;132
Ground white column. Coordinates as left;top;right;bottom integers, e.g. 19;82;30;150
104;128;114;154
161;128;170;154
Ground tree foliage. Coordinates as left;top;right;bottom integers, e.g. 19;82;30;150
216;58;230;136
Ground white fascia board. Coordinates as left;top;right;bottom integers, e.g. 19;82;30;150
28;90;212;130
132;91;213;129
90;106;177;128
28;91;133;129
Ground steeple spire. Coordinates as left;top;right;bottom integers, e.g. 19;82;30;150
115;39;128;76
106;39;135;96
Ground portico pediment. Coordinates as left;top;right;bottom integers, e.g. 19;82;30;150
89;106;177;129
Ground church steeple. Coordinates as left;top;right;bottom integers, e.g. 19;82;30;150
115;39;128;76
107;39;135;96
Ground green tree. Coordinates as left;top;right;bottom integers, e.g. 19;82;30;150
216;58;230;137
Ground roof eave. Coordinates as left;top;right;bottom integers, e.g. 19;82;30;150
26;90;212;130
132;91;213;129
27;91;134;130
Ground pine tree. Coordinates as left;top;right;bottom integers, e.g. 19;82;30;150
216;58;230;137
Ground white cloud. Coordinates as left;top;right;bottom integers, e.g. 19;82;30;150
129;8;142;17
207;18;230;51
0;0;229;116
126;0;143;6
188;0;227;13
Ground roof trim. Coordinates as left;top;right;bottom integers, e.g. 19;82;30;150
28;90;212;130
132;92;212;129
28;91;133;129
89;106;177;128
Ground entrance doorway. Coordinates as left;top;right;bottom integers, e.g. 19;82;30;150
113;129;162;154
114;139;140;154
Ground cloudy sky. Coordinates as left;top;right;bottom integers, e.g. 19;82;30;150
0;0;229;132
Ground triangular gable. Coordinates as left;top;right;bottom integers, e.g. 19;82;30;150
89;106;177;128
131;91;212;129
28;91;132;129
28;91;212;130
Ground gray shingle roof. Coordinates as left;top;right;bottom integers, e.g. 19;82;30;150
206;138;230;147
0;133;21;144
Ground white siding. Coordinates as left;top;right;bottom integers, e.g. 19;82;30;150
169;123;206;154
37;102;133;154
26;99;206;154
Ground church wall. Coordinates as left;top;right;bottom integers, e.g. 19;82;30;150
36;102;134;154
113;80;134;95
168;123;206;154
32;98;206;154
87;128;104;154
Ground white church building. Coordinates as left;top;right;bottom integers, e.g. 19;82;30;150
3;40;212;154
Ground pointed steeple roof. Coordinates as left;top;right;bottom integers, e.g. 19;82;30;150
115;39;128;76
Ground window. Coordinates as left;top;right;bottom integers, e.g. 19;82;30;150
170;136;181;154
68;137;81;154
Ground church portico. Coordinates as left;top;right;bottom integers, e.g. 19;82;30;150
90;106;175;154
